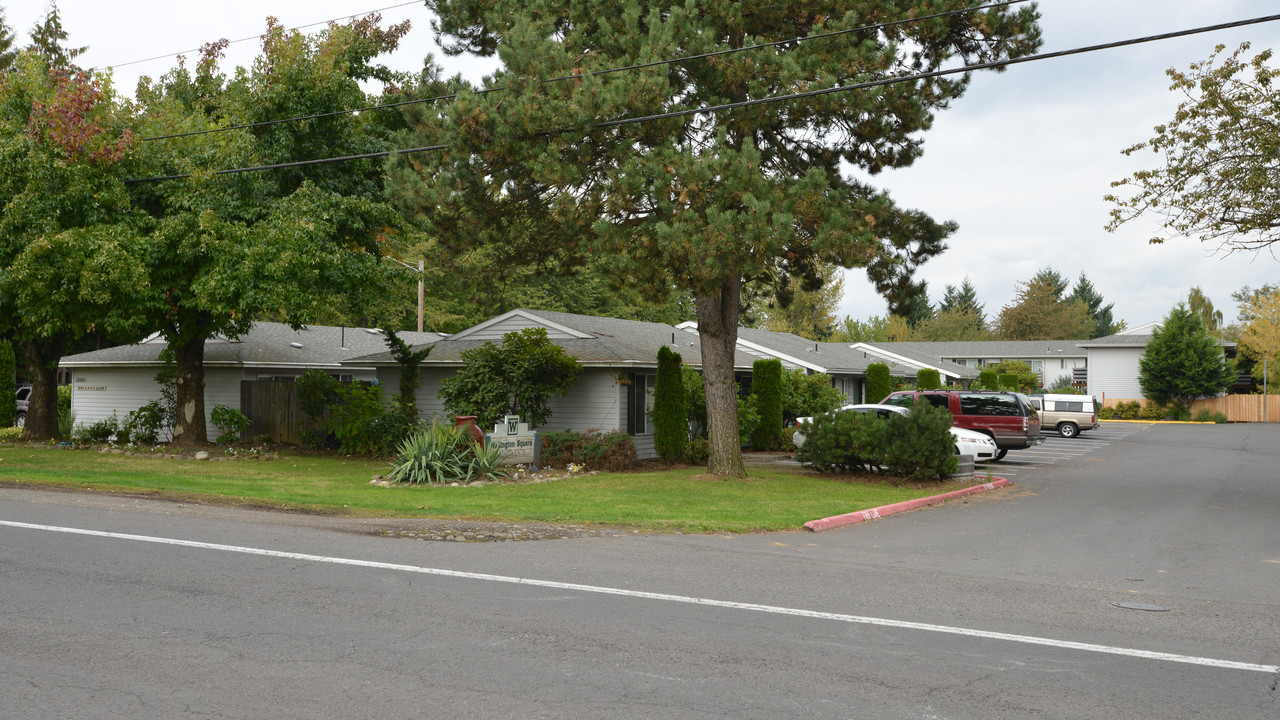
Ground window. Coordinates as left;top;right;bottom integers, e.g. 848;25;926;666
959;393;1021;416
630;373;656;434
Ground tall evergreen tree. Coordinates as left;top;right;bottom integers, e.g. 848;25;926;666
395;1;1041;476
1068;273;1118;338
1;6;20;72
1139;304;1235;409
26;3;86;73
893;279;934;329
939;276;984;321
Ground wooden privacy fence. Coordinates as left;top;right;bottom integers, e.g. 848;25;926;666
1102;395;1280;423
241;380;301;443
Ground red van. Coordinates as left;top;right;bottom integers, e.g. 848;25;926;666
881;390;1042;461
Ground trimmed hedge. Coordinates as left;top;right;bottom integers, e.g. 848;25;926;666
653;346;688;461
866;363;892;404
752;358;784;450
916;368;942;390
978;369;998;390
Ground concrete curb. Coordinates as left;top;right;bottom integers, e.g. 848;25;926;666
802;478;1010;532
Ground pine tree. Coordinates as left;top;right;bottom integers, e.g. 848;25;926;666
939;277;985;322
398;1;1042;476
1138;304;1235;409
1;7;21;72
1068;273;1118;338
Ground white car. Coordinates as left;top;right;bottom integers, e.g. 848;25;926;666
793;403;998;461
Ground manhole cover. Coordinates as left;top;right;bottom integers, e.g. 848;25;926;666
1112;601;1170;612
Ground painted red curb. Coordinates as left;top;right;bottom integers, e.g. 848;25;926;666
803;478;1010;532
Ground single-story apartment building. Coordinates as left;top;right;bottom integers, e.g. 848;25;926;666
855;340;1089;389
59;323;444;442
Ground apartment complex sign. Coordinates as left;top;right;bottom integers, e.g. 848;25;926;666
487;415;539;466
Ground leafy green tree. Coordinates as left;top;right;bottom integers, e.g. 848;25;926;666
909;307;991;341
750;359;783;451
762;263;843;341
439;328;583;428
1139;304;1236;409
127;18;410;445
1236;287;1280;390
780;368;845;426
396;0;1042;477
652;346;688;461
1108;43;1280;252
1186;286;1224;336
866;363;892;404
995;273;1093;340
834;314;911;343
1068;273;1118;338
0;52;145;440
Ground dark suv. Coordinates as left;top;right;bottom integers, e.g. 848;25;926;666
881;390;1042;460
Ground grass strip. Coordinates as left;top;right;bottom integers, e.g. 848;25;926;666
0;445;969;534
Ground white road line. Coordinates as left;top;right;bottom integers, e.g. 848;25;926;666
3;520;1276;675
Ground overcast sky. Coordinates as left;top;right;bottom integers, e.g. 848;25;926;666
8;1;1280;331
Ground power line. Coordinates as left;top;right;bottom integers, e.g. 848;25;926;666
94;1;423;73
125;11;1280;185
140;0;1032;142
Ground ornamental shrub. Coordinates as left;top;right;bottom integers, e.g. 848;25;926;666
1098;405;1115;419
978;369;998;390
866;363;892;404
998;373;1019;391
685;437;710;464
751;359;784;450
126;401;167;444
653;346;688;461
793;410;888;473
541;429;637;471
882;403;959;480
211;405;251;445
1139;402;1166;421
916;368;942;390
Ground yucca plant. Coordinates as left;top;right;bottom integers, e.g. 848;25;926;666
388;421;472;485
387;421;514;484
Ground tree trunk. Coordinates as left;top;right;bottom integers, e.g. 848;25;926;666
21;338;66;442
696;277;746;478
170;336;208;447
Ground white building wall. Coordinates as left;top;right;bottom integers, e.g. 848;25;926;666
1088;347;1147;400
70;365;255;442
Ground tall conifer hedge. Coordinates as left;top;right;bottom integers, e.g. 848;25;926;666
653;346;688;461
866;363;892;404
751;359;783;450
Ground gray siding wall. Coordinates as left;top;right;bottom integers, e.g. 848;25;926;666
1088;347;1146;400
399;365;655;459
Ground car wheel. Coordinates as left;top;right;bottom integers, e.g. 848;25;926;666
994;448;1008;461
1058;422;1078;438
15;412;24;429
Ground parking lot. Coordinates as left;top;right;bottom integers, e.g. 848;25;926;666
987;420;1153;477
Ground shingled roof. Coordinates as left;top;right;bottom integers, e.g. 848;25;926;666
60;323;445;369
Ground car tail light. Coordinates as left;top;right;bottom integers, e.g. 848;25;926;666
1022;416;1028;431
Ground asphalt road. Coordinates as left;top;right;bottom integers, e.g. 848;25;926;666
2;422;1277;718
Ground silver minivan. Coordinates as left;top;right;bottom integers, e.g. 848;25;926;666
1030;393;1099;438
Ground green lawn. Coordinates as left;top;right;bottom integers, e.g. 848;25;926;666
0;445;970;533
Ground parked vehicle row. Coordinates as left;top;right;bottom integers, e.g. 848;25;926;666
792;403;999;461
879;390;1042;461
1029;393;1100;438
